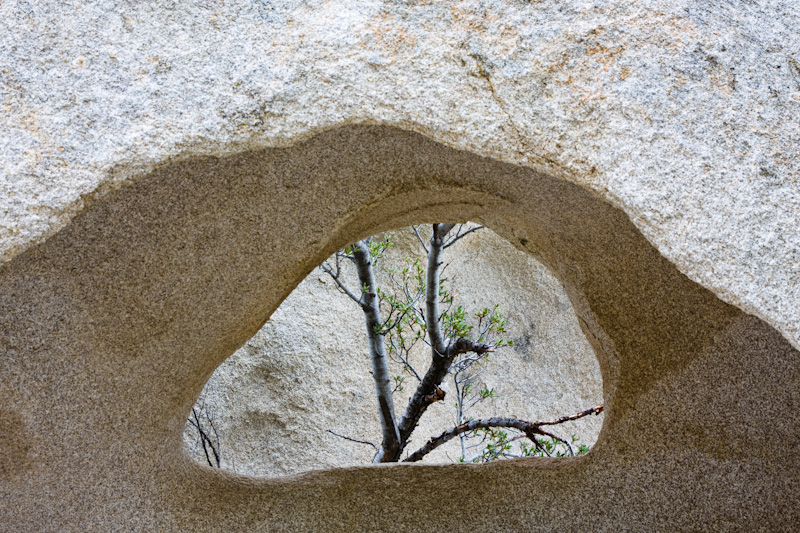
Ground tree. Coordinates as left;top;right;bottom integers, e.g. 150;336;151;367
320;223;602;464
185;223;602;468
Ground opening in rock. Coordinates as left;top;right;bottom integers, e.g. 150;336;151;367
184;224;604;477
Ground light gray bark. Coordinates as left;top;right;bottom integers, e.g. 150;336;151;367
425;223;454;355
351;239;402;462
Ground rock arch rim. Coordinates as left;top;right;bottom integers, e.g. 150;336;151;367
1;125;797;530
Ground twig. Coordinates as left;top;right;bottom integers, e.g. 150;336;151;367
412;225;429;254
321;262;364;306
326;429;378;451
443;224;484;249
534;405;604;427
388;336;422;382
535;427;574;456
190;406;221;468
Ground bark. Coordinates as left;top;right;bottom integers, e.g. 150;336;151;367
425;223;454;355
392;337;492;456
387;224;493;461
352;239;402;463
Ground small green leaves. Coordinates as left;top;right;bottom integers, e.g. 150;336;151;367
442;305;472;340
392;375;405;392
368;235;393;265
517;435;591;458
473;429;512;462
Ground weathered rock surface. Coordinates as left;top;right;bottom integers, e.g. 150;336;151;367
187;227;603;476
2;0;798;350
1;1;799;531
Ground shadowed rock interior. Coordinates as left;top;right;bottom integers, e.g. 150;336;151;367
1;126;798;531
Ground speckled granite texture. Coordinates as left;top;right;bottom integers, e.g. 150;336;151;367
1;0;798;530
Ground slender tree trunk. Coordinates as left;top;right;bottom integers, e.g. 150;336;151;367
454;375;467;461
391;224;460;460
425;224;454;355
352;239;402;463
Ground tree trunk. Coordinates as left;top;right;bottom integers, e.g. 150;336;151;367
391;224;458;460
352;239;402;463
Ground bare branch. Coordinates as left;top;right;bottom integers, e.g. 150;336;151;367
447;337;493;358
411;225;429;254
320;262;364;306
534;405;604;427
403;405;603;462
326;430;378;452
443;224;484;249
189;406;221;468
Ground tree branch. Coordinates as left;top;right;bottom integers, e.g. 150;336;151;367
403;405;603;462
425;223;453;356
446;337;493;358
443;224;484;249
320;262;364;306
534;405;604;426
189;406;221;468
391;224;495;461
411;225;429;254
387;335;422;382
534;427;574;456
327;429;378;452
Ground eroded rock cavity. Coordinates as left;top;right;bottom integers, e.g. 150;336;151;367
186;226;604;475
1;126;798;530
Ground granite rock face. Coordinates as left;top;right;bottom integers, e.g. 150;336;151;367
186;227;603;476
1;1;799;531
2;0;799;350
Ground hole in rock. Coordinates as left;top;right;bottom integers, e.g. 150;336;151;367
184;224;604;477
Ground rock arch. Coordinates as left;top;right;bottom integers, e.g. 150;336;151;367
1;126;798;530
